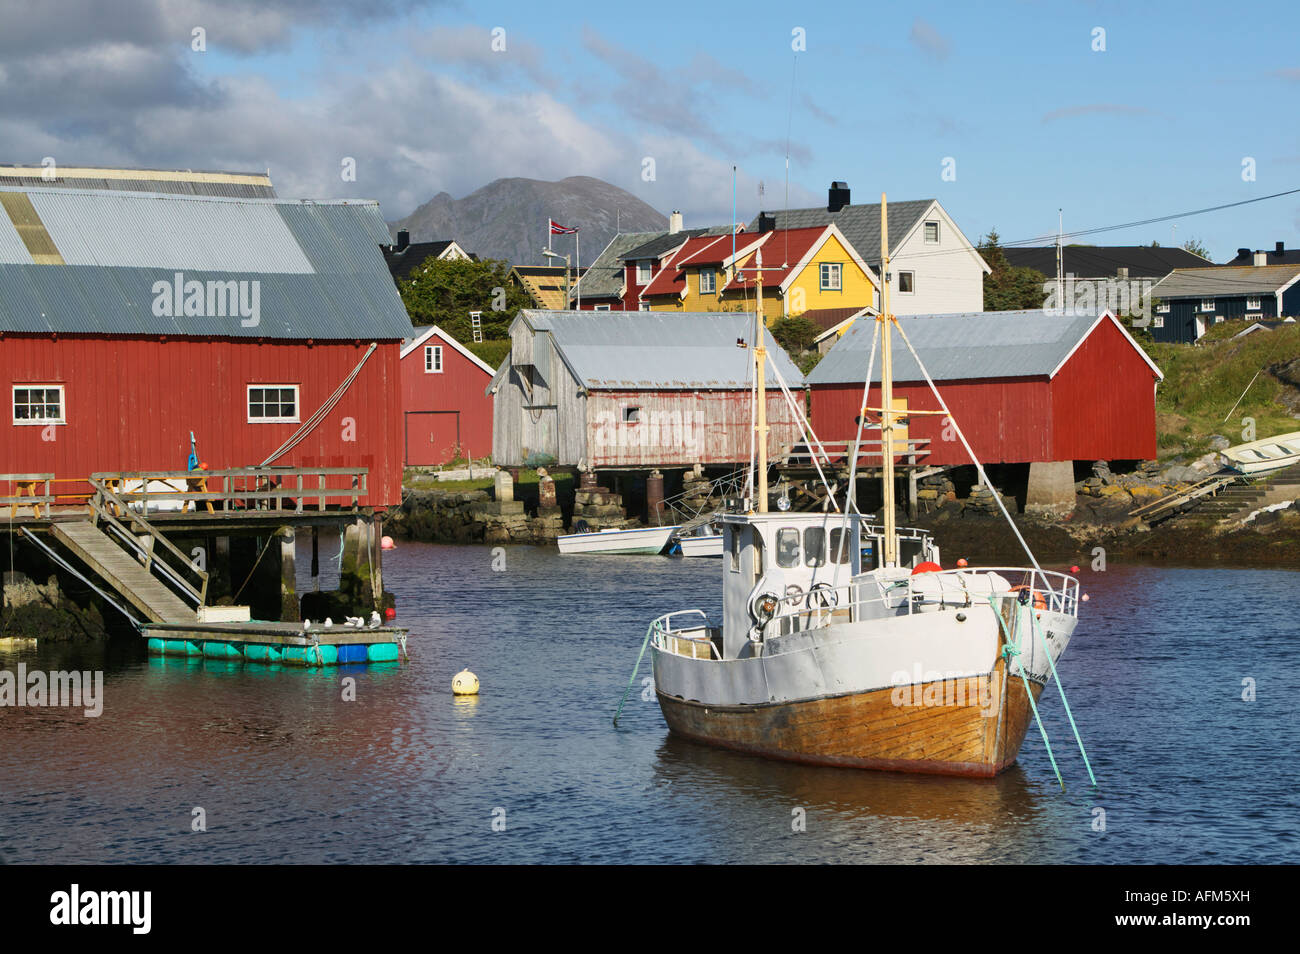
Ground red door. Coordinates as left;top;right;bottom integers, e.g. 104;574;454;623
404;411;461;465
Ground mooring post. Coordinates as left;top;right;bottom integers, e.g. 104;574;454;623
310;525;320;592
278;526;297;622
647;469;665;526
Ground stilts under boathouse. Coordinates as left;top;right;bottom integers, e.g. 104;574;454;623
0;169;411;662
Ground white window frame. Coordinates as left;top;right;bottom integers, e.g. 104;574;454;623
593;304;611;311
1200;300;1215;312
1245;313;1263;321
623;406;641;423
699;268;716;294
1246;297;1261;310
639;302;650;311
1155;303;1170;314
898;270;916;294
924;221;940;244
12;384;66;425
1153;315;1164;328
635;261;653;284
247;384;300;424
820;262;842;291
424;345;443;373
1214;315;1224;323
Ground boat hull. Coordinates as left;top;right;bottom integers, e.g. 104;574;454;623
656;659;1043;777
676;533;723;557
556;525;678;555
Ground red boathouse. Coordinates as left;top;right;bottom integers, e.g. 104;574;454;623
806;310;1163;503
0;178;412;507
399;325;496;465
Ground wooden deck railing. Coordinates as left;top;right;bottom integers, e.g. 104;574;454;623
779;439;932;468
83;467;369;516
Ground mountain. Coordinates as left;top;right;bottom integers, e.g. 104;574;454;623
388;176;669;267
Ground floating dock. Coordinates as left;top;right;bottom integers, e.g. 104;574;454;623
143;620;409;666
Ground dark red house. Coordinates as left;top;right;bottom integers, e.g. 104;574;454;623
0;179;412;507
399;325;496;465
807;310;1162;504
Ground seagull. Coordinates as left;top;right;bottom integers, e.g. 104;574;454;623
323;617;333;628
302;619;311;631
368;611;381;629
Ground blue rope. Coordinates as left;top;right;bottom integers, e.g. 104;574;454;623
989;595;1064;790
614;620;657;726
1028;605;1098;788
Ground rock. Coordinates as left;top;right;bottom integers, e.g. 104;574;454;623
1208;435;1230;451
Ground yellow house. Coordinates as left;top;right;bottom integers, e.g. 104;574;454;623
639;223;878;327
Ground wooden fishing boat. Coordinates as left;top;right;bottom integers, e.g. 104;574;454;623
676;532;723;557
1220;430;1300;475
638;195;1085;778
557;524;678;555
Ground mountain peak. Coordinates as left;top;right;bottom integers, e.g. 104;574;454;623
390;176;669;266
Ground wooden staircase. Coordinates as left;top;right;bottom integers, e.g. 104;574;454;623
49;520;198;624
1197;461;1300;522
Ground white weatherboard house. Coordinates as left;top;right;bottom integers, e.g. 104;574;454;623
751;183;990;316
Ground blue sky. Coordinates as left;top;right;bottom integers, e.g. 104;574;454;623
3;0;1298;260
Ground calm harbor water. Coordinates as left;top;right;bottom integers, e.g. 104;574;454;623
1;543;1297;864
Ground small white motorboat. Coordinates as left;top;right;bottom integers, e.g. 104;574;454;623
557;524;679;555
1220;431;1300;475
674;531;724;557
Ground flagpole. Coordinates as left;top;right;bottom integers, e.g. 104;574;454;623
548;218;552;255
576;229;581;310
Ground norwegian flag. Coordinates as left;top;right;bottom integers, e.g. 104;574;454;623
549;219;579;235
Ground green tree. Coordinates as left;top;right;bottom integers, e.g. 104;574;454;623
980;229;1050;311
1181;237;1211;260
770;314;820;354
396;257;531;341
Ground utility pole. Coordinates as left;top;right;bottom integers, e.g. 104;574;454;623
880;194;897;567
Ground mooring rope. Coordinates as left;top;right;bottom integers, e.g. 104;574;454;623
988;594;1064;790
1028;606;1097;787
613;619;657;726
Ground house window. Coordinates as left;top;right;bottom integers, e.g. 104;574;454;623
699;268;716;294
639;302;650;311
1214;315;1224;323
1200;300;1215;312
424;345;443;373
898;270;915;294
593;304;611;311
636;261;652;284
1153;315;1164;328
924;221;940;244
623;406;641;423
247;385;299;423
13;385;65;425
820;262;842;291
1156;303;1170;314
1245;313;1262;321
1246;297;1261;310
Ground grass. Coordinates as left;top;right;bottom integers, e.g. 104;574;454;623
1150;323;1300;459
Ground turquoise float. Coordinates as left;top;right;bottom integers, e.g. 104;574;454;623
367;642;400;663
202;641;243;659
146;635;400;666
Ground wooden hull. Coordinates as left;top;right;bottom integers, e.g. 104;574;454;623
655;658;1044;777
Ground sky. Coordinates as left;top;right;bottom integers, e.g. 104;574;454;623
1;0;1298;262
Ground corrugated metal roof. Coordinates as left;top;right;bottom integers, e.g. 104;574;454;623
570;230;662;300
515;309;804;390
0;165;277;199
1151;264;1300;299
808;309;1129;384
0;187;410;340
0;204;33;263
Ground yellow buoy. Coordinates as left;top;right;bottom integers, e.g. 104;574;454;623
452;669;480;695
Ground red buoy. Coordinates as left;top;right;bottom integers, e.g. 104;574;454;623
1070;565;1080;574
911;561;943;575
956;558;968;568
384;606;396;620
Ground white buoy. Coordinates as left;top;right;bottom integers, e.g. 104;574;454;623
452;669;480;696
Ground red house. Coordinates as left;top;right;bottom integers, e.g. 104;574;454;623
399;326;496;465
807;310;1163;505
0;178;412;507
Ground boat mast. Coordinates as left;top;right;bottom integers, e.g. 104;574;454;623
879;194;897;566
755;248;768;514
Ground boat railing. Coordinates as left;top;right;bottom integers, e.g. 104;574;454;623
761;567;1080;637
650;610;722;660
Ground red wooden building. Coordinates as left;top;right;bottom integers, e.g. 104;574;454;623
0;179;412;507
807;310;1163;467
399;325;496;465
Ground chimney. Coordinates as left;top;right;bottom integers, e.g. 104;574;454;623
396;229;410;252
758;212;776;233
1277;241;1286;256
1253;250;1268;267
669;211;683;235
1236;247;1251;261
1117;266;1129;280
828;181;850;213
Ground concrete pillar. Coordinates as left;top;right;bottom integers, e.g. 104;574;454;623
278;526;297;621
310;525;320;592
647;469;665;526
494;469;514;503
1026;460;1076;517
339;516;379;613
